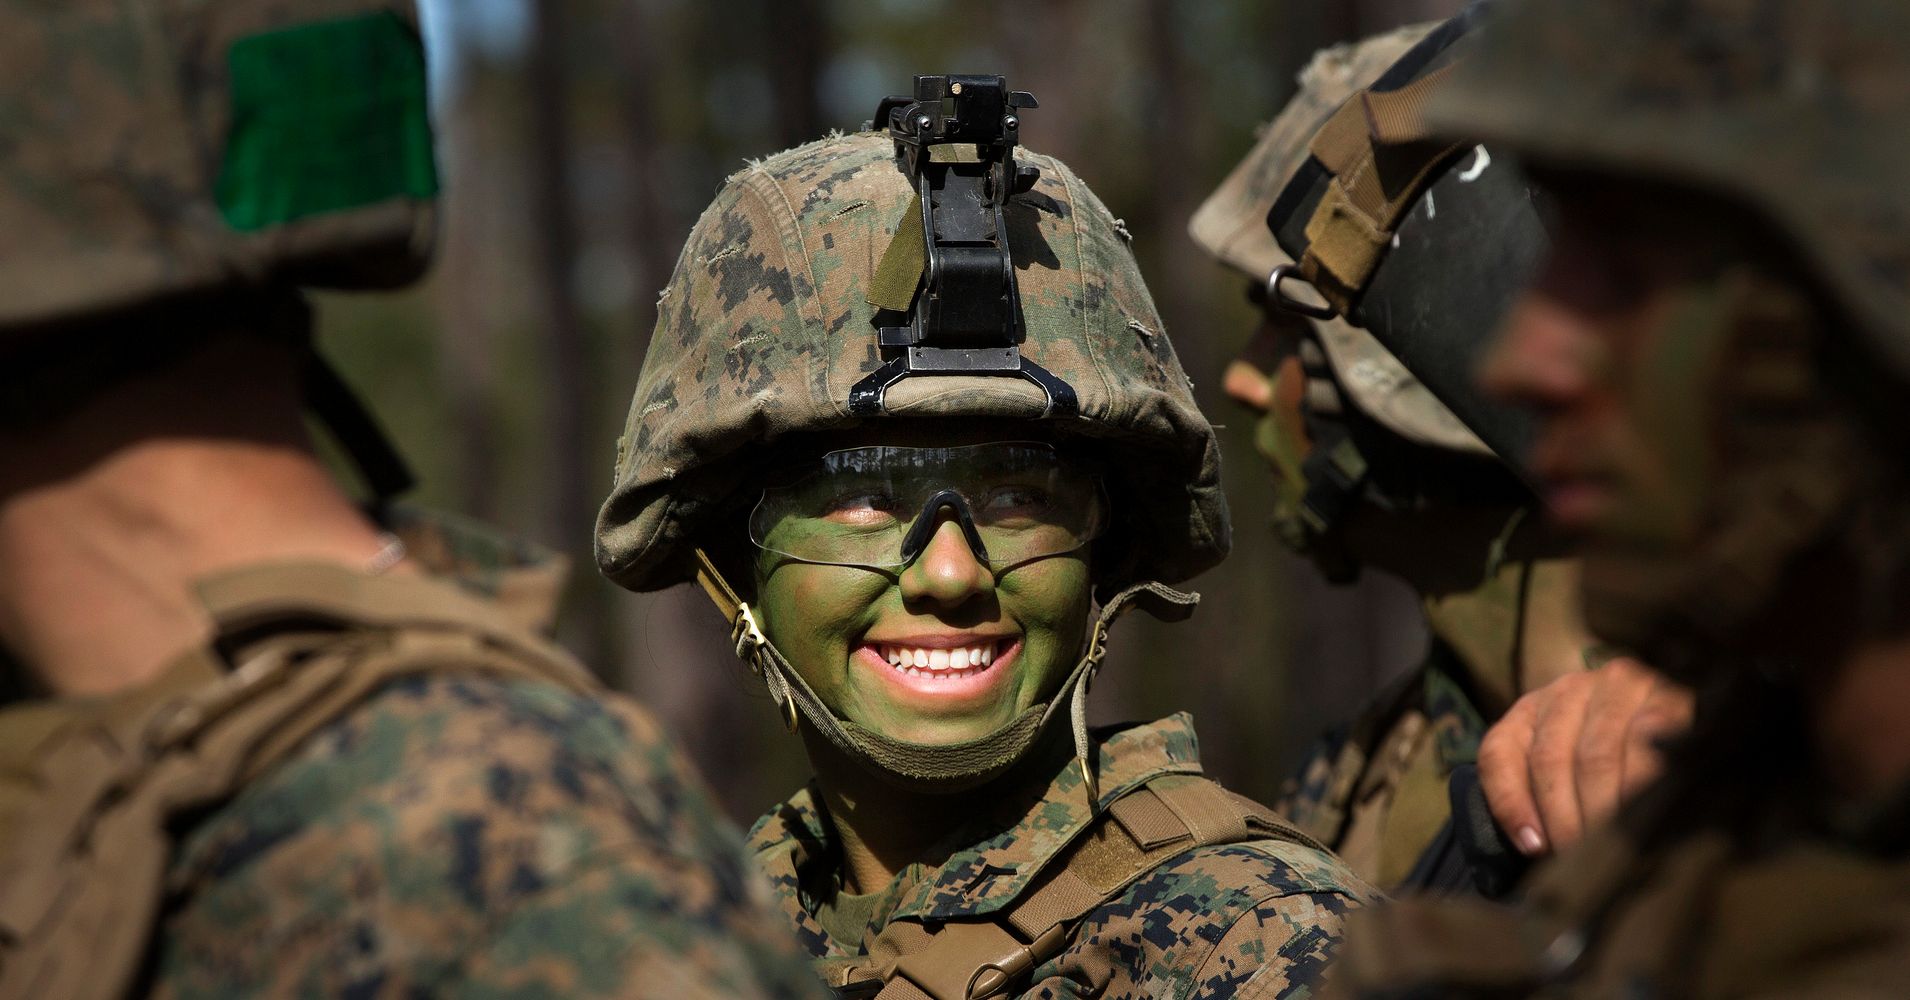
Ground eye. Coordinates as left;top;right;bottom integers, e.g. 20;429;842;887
979;484;1052;520
820;490;901;526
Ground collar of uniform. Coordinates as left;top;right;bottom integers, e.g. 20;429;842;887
747;785;843;956
0;510;576;850
179;506;568;640
382;506;570;635
749;712;1206;948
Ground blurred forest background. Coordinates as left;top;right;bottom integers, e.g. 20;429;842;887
323;0;1466;820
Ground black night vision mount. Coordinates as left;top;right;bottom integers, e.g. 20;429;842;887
847;75;1080;418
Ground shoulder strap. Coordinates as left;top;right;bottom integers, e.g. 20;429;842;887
831;775;1322;1000
0;577;596;1000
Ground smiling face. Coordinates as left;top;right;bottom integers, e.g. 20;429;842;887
749;424;1097;746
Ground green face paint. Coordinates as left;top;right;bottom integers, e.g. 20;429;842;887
751;440;1096;747
1596;276;1734;552
1250;355;1323;551
1567;264;1859;676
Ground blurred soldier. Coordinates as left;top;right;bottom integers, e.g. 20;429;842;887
1330;0;1910;994
595;78;1372;998
1190;11;1689;892
0;3;818;997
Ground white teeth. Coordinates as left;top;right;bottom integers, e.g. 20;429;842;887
877;642;1006;675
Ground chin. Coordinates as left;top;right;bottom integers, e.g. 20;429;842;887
862;711;1020;748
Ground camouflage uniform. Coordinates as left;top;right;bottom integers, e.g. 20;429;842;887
1189;20;1548;894
1274;653;1488;891
751;715;1376;999
1325;0;1910;995
596;122;1372;996
0;2;819;996
0;511;821;999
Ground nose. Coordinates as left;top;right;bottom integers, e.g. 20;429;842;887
1479;285;1602;412
898;515;994;609
1224;359;1274;412
1227;311;1308;414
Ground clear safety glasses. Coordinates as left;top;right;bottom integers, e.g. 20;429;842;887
748;441;1107;572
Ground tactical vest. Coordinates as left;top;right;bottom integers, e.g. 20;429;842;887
818;773;1326;1000
0;563;599;1000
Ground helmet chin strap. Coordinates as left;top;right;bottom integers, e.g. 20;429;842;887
690;548;1198;803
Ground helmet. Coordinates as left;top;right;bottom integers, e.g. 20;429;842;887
1251;4;1546;475
0;0;437;335
0;0;437;496
1191;12;1545;583
1422;0;1910;386
1190;21;1492;458
598;133;1226;593
596;106;1225;794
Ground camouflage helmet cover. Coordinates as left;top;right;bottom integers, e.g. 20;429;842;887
1188;23;1492;458
1189;22;1431;285
597;132;1228;592
0;0;437;334
1424;0;1910;380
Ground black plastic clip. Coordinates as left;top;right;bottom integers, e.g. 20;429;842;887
848;75;1077;419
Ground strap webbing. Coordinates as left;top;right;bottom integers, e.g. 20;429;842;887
302;351;416;503
1293;65;1466;313
0;578;594;1000
1360;62;1457;146
839;775;1322;999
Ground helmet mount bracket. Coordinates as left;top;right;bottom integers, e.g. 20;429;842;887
849;75;1079;418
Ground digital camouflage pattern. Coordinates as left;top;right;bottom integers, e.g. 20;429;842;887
0;511;821;1000
1422;0;1910;382
1277;651;1486;891
750;714;1375;998
0;0;436;334
596;131;1227;592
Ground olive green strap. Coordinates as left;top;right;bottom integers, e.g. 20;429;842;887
690;550;1195;795
868;193;928;313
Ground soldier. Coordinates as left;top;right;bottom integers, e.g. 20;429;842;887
0;3;819;997
1328;0;1910;993
595;77;1372;998
1189;12;1690;891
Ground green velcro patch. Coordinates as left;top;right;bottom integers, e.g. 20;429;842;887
215;11;438;232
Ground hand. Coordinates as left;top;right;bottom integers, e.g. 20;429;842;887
1478;657;1693;856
